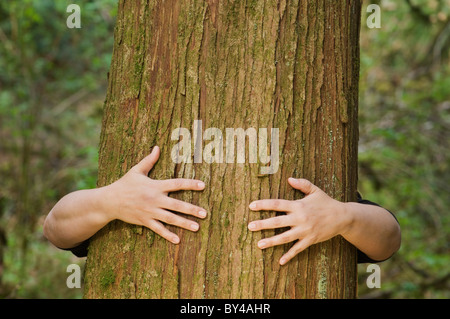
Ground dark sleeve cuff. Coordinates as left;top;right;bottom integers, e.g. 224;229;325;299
61;239;90;258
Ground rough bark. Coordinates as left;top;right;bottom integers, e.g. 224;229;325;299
84;0;361;299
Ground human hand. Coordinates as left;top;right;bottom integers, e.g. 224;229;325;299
103;146;207;244
248;178;350;265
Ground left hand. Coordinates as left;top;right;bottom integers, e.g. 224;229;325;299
248;178;351;265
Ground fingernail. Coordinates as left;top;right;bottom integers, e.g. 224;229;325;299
248;222;256;230
198;182;205;188
288;177;297;182
172;236;180;244
258;240;266;249
249;202;256;209
199;210;207;218
280;257;287;265
191;223;199;231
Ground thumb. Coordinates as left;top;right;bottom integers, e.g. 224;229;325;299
288;178;319;195
133;146;160;175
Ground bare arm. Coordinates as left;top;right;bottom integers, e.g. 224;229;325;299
43;187;112;249
248;178;401;265
43;146;207;249
340;200;401;262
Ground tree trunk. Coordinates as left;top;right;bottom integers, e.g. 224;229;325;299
84;0;361;299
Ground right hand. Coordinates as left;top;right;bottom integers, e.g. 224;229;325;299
104;146;207;244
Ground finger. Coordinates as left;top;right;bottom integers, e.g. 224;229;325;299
160;197;207;219
288;178;319;195
249;199;293;212
248;215;291;231
133;146;160;175
146;219;180;244
279;238;312;265
257;229;298;249
155;208;201;232
160;178;206;193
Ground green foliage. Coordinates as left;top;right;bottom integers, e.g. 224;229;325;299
357;0;449;298
0;0;117;298
2;226;84;298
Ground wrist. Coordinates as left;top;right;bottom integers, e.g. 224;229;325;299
337;201;356;238
93;185;117;224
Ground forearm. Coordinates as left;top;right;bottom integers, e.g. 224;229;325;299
340;202;401;262
43;187;112;249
